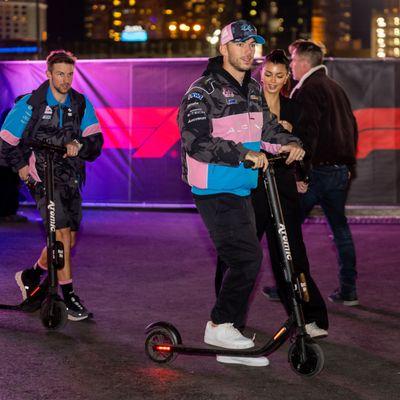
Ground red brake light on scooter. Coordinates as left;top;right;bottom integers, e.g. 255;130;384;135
155;345;172;352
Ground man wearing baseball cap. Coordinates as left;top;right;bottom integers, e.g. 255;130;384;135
177;20;305;367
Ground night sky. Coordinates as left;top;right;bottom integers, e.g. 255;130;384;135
47;0;85;42
46;0;384;48
351;0;383;47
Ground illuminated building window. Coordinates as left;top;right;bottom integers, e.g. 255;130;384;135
164;9;173;15
377;17;386;28
113;0;121;6
251;1;257;6
113;20;122;26
377;28;386;38
249;9;257;16
113;11;122;18
179;23;190;31
129;0;136;5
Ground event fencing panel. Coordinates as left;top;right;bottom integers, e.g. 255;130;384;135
0;58;399;204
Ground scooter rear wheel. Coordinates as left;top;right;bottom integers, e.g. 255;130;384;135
288;339;324;377
145;326;179;364
40;297;68;331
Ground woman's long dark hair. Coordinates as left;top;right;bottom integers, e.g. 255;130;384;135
261;49;291;97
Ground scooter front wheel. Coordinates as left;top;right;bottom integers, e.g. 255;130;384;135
288;339;324;377
40;297;68;331
145;326;180;364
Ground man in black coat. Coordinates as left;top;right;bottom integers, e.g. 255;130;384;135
290;41;359;306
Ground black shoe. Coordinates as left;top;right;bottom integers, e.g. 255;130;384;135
64;294;91;321
15;269;41;300
328;289;359;306
262;286;280;302
19;278;49;312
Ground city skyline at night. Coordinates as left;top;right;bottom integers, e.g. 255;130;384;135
1;0;398;58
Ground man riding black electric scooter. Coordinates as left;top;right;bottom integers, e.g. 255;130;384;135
167;20;304;367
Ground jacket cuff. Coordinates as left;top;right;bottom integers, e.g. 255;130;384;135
14;160;28;172
236;143;249;162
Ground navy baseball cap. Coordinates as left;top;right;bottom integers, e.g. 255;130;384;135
220;20;265;45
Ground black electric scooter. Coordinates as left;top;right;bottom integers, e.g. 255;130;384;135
145;154;324;377
0;141;68;331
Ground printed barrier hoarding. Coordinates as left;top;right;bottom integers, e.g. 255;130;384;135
0;58;399;204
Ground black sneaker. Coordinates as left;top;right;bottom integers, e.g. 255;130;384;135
15;269;41;300
19;278;49;312
261;286;280;302
328;289;359;306
65;294;91;321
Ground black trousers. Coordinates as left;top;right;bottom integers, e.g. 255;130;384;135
216;165;329;330
0;166;20;217
195;194;263;329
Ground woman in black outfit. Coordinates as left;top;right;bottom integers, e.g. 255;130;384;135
215;50;329;338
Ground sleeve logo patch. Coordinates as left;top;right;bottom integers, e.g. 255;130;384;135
188;92;204;100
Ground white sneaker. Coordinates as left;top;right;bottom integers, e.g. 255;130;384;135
204;321;254;349
305;322;328;339
217;355;269;367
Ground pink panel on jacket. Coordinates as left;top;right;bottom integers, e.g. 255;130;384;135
28;152;42;182
0;130;19;146
211;112;262;143
82;123;101;137
186;154;208;188
261;142;281;154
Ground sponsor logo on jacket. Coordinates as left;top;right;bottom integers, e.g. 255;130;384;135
222;87;235;98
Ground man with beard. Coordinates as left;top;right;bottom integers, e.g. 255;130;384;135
178;20;305;367
0;50;103;320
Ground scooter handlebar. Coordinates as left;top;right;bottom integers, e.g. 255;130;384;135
243;153;309;182
26;140;66;155
243;153;289;169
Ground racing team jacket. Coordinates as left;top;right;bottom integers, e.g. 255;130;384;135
0;81;103;187
178;56;302;197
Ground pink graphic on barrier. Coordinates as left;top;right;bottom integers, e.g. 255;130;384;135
96;107;180;158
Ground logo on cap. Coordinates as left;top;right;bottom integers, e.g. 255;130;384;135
220;20;265;45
